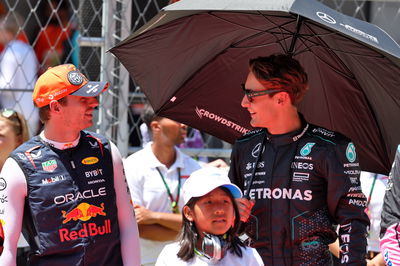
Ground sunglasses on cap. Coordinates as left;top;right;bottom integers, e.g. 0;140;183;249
241;83;284;102
0;109;22;136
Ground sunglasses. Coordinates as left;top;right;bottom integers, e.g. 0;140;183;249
241;84;284;102
0;109;22;136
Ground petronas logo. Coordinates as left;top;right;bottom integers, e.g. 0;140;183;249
346;143;356;163
300;143;315;156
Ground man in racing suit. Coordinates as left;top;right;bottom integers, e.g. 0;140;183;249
380;144;400;265
0;64;140;265
229;54;369;265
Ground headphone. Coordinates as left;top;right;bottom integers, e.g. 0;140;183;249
194;233;228;264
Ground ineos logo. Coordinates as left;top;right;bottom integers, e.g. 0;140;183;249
252;143;261;158
316;11;336;24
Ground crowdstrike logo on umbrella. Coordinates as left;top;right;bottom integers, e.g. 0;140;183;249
195;106;250;134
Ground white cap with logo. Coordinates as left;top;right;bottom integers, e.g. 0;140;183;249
183;167;243;205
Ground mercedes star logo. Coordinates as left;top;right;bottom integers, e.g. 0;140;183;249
316;11;336;24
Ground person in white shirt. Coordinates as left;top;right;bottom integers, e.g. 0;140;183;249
0;14;39;136
360;171;387;265
125;103;201;265
156;167;264;265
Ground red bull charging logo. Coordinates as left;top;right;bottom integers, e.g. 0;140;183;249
61;202;106;223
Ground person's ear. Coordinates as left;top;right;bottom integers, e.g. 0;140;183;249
49;100;62;113
150;120;160;132
183;205;194;221
276;91;289;105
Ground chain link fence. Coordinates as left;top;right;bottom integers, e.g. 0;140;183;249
1;0;399;159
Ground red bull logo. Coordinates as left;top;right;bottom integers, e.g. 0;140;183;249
61;202;106;224
59;219;111;242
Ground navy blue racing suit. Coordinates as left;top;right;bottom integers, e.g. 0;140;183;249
229;114;369;265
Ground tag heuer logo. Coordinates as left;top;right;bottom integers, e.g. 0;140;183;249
42;160;58;172
67;71;84;85
346;143;356;163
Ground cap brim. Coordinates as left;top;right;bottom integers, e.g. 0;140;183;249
185;182;243;204
221;184;243;199
71;81;109;97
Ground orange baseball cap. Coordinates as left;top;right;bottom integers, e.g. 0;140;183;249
33;64;109;107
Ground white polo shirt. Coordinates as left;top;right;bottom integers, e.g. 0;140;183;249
124;142;201;265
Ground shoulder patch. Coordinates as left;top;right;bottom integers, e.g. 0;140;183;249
237;128;265;142
311;127;336;138
307;124;350;145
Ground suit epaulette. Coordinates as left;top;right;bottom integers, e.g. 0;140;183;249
237;128;265;142
307;124;351;145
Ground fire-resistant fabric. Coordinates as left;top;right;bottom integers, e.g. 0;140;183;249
10;131;122;265
229;114;369;265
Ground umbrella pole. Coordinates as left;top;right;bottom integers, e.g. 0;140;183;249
288;15;303;55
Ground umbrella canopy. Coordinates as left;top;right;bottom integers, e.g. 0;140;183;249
110;0;400;175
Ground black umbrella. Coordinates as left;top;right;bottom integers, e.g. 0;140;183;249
110;0;400;175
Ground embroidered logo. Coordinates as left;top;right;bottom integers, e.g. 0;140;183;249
300;143;315;156
42;160;58;172
346;143;356;163
82;157;99;165
67;70;84;85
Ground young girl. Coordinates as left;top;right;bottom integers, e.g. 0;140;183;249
156;167;263;265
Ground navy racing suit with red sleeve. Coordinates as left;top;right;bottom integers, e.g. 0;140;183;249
228;114;369;266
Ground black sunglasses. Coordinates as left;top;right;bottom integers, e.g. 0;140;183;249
241;84;284;102
0;109;22;136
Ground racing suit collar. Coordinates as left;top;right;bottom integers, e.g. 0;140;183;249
39;131;80;150
265;113;309;146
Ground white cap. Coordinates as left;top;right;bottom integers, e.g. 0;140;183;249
183;167;243;204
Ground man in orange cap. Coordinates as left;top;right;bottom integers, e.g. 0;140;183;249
0;64;140;265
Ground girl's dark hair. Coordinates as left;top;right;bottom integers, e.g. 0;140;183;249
177;186;245;261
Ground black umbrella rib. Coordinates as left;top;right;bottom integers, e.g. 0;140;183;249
297;35;383;60
258;11;295;53
294;22;384;80
231;31;294;52
292;38;356;79
303;20;385;59
295;23;390;157
288;15;303;55
209;11;297;53
295;26;356;79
